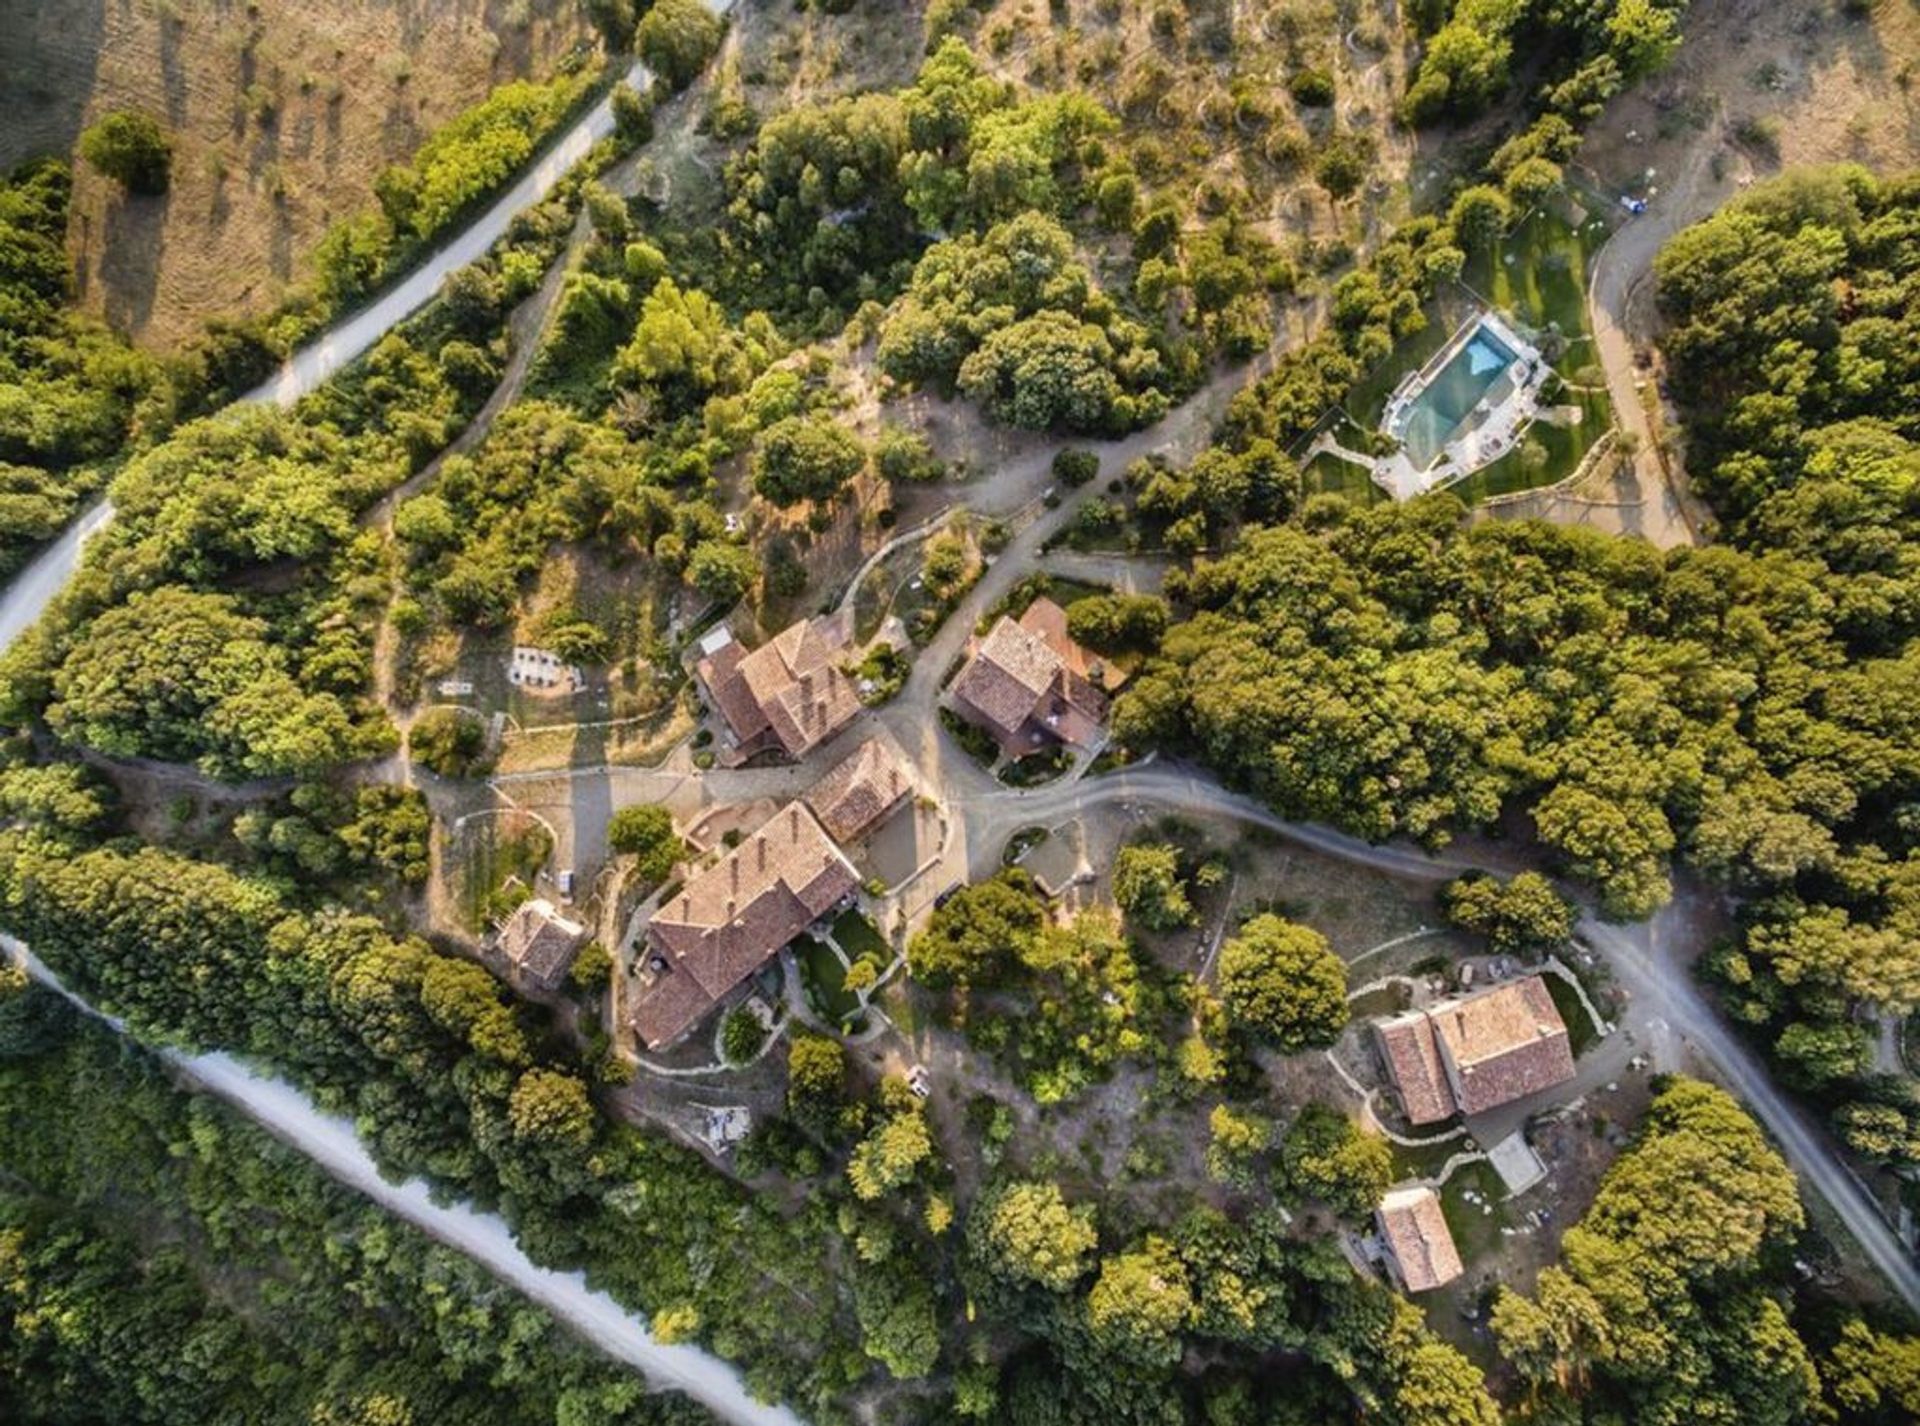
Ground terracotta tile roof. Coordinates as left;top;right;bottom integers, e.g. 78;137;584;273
632;801;857;1048
951;615;1062;737
697;639;770;746
1430;976;1576;1118
1017;597;1124;694
1376;1011;1454;1125
1376;976;1576;1123
497;898;587;992
1377;1185;1464;1293
805;737;913;845
698;612;859;758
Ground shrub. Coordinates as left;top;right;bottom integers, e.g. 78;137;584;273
721;1006;767;1063
1288;69;1335;107
1052;448;1099;487
79;111;172;194
407;706;489;778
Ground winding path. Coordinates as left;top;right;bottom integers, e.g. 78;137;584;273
960;764;1920;1313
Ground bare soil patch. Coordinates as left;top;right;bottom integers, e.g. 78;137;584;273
0;0;598;348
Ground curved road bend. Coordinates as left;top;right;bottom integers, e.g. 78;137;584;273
977;766;1920;1314
4;941;805;1426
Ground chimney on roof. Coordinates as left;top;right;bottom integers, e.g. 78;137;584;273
758;837;767;873
731;857;740;893
726;897;737;922
789;806;800;841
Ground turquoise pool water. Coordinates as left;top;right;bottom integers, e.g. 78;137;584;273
1397;324;1518;470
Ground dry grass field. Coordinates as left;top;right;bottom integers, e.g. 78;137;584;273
0;0;599;348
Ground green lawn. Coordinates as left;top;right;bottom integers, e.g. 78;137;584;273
1390;1134;1468;1184
797;935;860;1024
1545;969;1602;1057
1465;204;1617;340
831;909;888;965
1439;1160;1509;1265
1447;382;1612;504
1303;450;1388;506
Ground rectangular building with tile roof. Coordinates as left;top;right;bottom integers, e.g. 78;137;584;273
1375;975;1576;1124
695;610;861;761
805;737;914;846
497;897;587;993
630;801;858;1049
947;597;1110;757
1376;1185;1464;1293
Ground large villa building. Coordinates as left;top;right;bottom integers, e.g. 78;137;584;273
948;597;1115;758
695;611;862;762
1375;975;1576;1125
630;801;858;1050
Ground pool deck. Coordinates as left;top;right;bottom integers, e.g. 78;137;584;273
1373;310;1550;500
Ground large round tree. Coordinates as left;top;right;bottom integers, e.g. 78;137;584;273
1217;913;1349;1051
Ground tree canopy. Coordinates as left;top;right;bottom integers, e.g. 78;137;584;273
1216;914;1349;1051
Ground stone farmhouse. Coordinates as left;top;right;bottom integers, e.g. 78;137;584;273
1375;975;1577;1125
695;611;862;763
947;597;1115;758
497;897;588;993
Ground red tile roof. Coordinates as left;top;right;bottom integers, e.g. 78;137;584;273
1376;1011;1454;1125
805;737;913;845
948;599;1111;753
497;898;586;992
1377;1185;1464;1292
697;612;860;759
1431;976;1576;1118
1375;976;1576;1124
631;801;857;1048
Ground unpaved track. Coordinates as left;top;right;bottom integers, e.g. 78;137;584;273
5;941;806;1426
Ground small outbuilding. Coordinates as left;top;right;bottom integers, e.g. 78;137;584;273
1376;1185;1464;1293
497;897;588;993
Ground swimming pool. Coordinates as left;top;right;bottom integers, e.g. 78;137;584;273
1394;323;1519;471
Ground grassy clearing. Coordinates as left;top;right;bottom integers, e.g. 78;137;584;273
1303;449;1388;506
452;814;552;932
1464;206;1615;341
797;934;859;1024
832;909;888;964
1545;970;1601;1057
1439;1159;1509;1265
1390;1134;1468;1184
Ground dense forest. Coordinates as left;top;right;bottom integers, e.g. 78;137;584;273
0;973;716;1426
